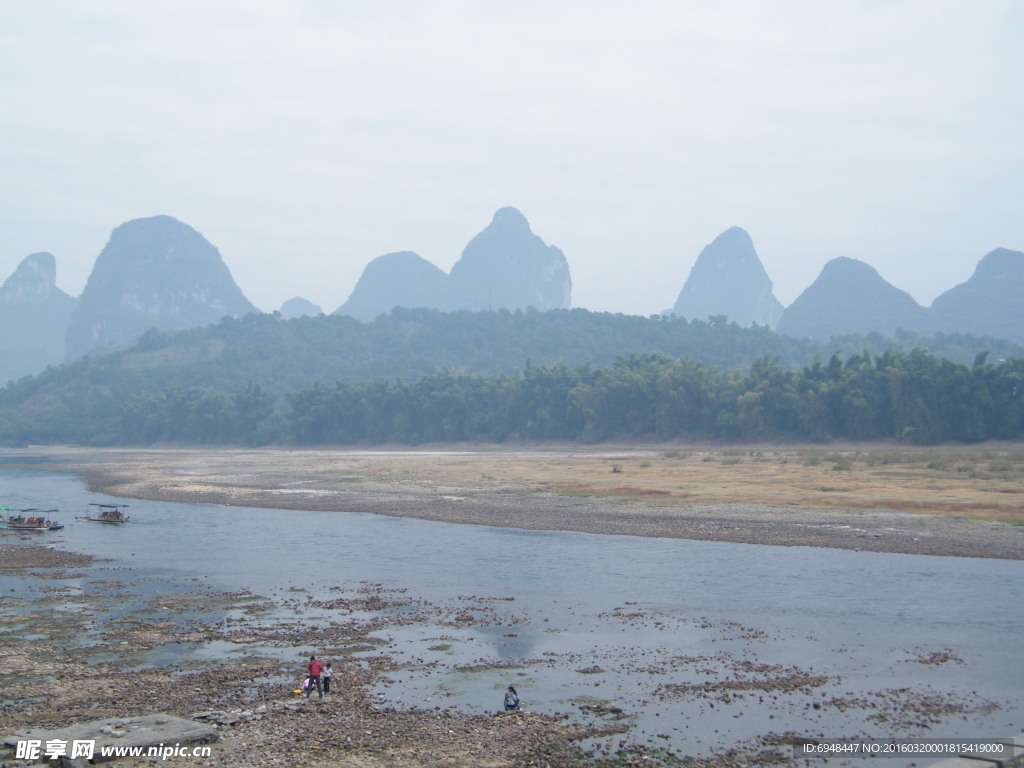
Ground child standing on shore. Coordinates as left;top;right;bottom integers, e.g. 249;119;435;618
323;662;333;694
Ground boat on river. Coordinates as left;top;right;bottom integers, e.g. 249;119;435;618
76;503;130;524
0;508;64;531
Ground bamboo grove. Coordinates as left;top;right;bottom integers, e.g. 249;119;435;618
100;349;1023;446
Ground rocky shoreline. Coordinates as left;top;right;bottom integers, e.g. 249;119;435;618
3;536;1016;768
0;542;797;768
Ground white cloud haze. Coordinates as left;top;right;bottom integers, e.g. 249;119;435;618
2;0;1021;316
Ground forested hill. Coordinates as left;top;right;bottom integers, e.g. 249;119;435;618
8;307;821;401
9;307;1024;395
0;307;1021;446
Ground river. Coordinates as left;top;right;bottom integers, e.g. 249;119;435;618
1;460;1021;764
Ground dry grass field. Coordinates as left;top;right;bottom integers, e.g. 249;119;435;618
16;443;1024;557
351;445;1024;524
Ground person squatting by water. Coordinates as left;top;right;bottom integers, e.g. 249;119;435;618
306;655;323;699
504;685;520;711
323;662;333;694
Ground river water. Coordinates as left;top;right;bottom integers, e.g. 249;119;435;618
2;460;1022;764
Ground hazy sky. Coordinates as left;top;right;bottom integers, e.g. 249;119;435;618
2;1;1022;316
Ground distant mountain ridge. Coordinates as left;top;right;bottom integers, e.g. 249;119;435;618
444;207;571;312
776;257;932;341
335;207;571;320
930;248;1024;342
671;227;783;328
0;252;70;306
669;229;1024;346
0;252;77;383
1;211;1023;386
335;251;448;321
773;248;1024;345
279;297;323;319
64;216;257;359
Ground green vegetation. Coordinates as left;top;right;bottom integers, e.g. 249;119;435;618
0;309;1021;447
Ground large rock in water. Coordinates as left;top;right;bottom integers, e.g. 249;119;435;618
65;216;256;358
776;256;929;341
670;227;783;327
334;251;448;321
929;248;1024;344
445;207;571;312
0;252;77;384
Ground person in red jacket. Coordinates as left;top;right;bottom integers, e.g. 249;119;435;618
305;655;323;699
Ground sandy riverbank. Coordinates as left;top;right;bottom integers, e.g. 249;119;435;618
20;445;1024;560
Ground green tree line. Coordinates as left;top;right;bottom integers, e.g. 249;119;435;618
4;348;1020;446
5;308;1019;402
280;350;1023;445
2;307;1022;446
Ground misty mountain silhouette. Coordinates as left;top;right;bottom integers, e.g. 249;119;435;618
670;226;783;328
1;212;1022;386
776;257;931;341
335;207;571;320
930;248;1024;343
334;251;448;322
0;251;77;383
64;215;257;359
279;296;323;319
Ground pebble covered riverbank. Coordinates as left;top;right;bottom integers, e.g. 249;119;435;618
2;542;811;767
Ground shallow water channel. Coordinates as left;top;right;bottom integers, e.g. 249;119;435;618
2;460;1022;764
